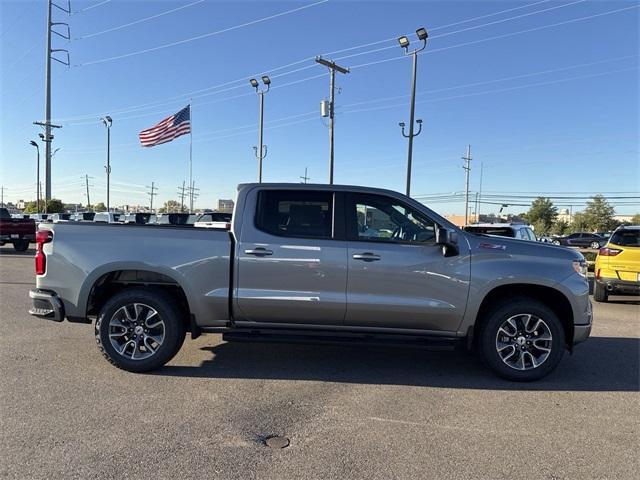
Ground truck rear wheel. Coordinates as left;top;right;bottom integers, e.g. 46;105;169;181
95;288;186;372
12;239;29;252
477;299;565;381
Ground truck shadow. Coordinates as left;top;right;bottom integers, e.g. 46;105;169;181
157;336;639;392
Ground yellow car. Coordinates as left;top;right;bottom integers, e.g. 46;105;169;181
594;225;640;302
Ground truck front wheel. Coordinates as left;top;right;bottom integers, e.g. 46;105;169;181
477;299;565;381
95;288;186;372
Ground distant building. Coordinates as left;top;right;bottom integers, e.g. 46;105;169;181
614;214;634;224
444;214;479;227
16;199;26;209
218;199;234;213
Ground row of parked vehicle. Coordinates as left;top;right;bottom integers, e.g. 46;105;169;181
462;223;611;249
18;211;232;226
0;208;233;252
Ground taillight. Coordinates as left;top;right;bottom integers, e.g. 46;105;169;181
35;229;53;275
599;247;621;257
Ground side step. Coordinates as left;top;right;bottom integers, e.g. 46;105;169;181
220;329;462;351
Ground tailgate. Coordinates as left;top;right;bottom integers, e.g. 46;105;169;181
0;219;36;236
609;244;640;281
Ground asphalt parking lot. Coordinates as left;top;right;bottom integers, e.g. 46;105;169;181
1;246;638;480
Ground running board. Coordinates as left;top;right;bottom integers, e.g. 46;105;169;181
220;329;462;351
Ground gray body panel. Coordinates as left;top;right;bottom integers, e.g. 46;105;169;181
34;183;591;339
36;223;231;326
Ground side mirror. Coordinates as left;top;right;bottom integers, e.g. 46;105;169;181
435;227;459;256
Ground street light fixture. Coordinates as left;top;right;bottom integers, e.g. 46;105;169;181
250;76;270;182
398;26;428;197
29;141;40;213
101;116;112;212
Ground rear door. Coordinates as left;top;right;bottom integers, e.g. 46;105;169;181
344;193;470;332
234;188;347;325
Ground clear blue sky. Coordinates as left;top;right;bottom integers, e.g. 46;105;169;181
1;0;638;215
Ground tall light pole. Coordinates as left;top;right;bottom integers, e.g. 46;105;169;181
250;76;270;182
101;116;112;212
29;141;40;213
315;56;349;184
398;27;428;197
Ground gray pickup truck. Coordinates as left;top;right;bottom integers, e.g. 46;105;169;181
29;183;592;381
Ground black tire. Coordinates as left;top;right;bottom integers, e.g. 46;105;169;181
593;282;608;303
477;298;565;381
95;287;186;372
12;239;29;252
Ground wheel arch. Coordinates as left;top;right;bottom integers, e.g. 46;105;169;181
473;284;574;348
82;266;193;329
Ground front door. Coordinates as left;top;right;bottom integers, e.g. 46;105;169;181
344;193;470;333
234;188;347;325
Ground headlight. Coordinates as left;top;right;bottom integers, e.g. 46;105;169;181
572;259;588;278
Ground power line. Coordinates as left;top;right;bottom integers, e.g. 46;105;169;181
55;0;594;123
76;0;329;66
349;4;640;71
76;0;205;39
73;0;112;14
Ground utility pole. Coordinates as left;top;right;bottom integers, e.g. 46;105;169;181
82;174;93;210
177;181;187;213
188;180;199;212
249;76;271;182
37;0;70;201
146;182;157;213
300;167;310;184
0;186;4;207
397;28;428;197
462;145;472;226
316;56;349;184
477;162;483;222
101;116;112;212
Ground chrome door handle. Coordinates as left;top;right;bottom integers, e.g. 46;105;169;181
352;252;381;262
244;248;273;256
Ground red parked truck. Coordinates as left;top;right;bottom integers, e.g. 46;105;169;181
0;208;35;251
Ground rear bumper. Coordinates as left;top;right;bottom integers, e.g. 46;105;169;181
0;233;35;242
29;289;65;322
596;278;640;296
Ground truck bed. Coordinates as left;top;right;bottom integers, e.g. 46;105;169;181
36;222;233;326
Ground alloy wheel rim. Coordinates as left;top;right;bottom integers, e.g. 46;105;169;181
495;314;552;371
108;303;165;360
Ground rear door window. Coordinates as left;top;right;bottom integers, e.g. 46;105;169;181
255;190;334;239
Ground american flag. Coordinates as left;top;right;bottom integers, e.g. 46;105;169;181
139;105;191;147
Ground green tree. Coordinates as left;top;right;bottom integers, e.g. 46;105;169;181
571;212;589;231
93;202;107;212
525;197;557;234
158;200;181;213
551;219;570;236
22;199;64;214
582;195;616;232
22;201;39;214
631;213;640;225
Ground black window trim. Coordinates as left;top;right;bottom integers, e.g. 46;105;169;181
345;192;438;246
253;189;346;241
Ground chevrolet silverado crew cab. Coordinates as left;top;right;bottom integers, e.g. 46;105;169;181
29;184;592;381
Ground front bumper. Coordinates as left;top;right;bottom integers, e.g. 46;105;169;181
29;289;65;322
572;298;592;346
596;278;640;296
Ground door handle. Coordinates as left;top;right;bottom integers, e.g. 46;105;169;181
244;247;273;256
352;252;381;262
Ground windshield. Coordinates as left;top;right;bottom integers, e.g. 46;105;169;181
609;229;640;247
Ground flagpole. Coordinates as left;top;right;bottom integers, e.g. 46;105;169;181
189;99;193;213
